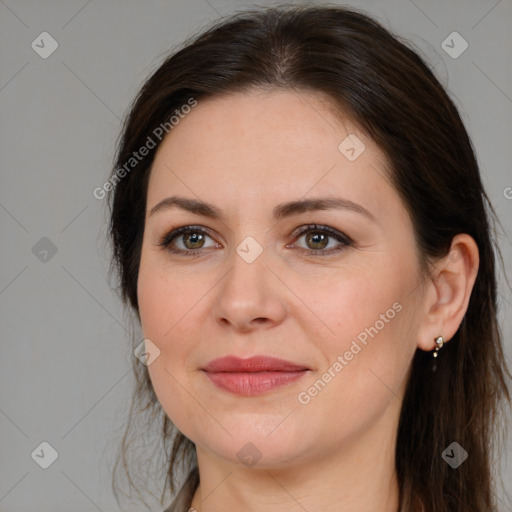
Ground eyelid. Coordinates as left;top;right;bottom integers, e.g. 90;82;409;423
158;224;218;247
290;223;353;244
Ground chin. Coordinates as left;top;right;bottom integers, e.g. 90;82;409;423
193;420;314;468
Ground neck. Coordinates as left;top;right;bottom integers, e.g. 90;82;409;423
189;411;400;512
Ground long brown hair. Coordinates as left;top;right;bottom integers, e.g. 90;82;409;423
107;4;511;511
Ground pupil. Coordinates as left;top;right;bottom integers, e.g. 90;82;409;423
185;232;203;249
307;232;327;249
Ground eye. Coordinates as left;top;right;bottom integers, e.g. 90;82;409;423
158;223;353;257
158;226;219;256
288;224;353;255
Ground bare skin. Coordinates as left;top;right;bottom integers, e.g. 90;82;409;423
137;89;479;511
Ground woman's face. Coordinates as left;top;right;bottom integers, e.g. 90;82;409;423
138;89;427;469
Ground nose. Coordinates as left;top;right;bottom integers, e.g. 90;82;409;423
211;242;287;333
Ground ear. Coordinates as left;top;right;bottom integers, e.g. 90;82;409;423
416;233;479;353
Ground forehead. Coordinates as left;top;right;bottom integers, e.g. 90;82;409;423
146;89;393;216
154;88;361;160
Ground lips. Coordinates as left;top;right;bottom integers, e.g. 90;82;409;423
201;356;310;396
202;355;310;373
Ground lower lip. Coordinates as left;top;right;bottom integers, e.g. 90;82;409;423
204;370;308;396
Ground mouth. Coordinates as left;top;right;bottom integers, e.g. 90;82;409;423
201;355;310;396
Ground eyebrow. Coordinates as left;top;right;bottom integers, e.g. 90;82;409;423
149;196;376;221
149;195;376;222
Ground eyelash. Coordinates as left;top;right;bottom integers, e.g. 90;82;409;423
157;224;353;257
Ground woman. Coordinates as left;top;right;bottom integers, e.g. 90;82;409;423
107;4;511;511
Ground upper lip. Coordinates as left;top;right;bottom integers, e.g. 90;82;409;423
202;356;310;373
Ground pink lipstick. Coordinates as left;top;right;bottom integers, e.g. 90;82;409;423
202;355;310;396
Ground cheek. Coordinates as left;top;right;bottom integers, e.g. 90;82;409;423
297;310;411;444
294;263;416;422
138;261;209;435
290;261;404;353
137;258;197;341
138;269;200;380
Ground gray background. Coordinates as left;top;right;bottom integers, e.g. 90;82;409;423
1;0;511;510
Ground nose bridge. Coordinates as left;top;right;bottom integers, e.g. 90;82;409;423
224;233;269;300
212;232;286;329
